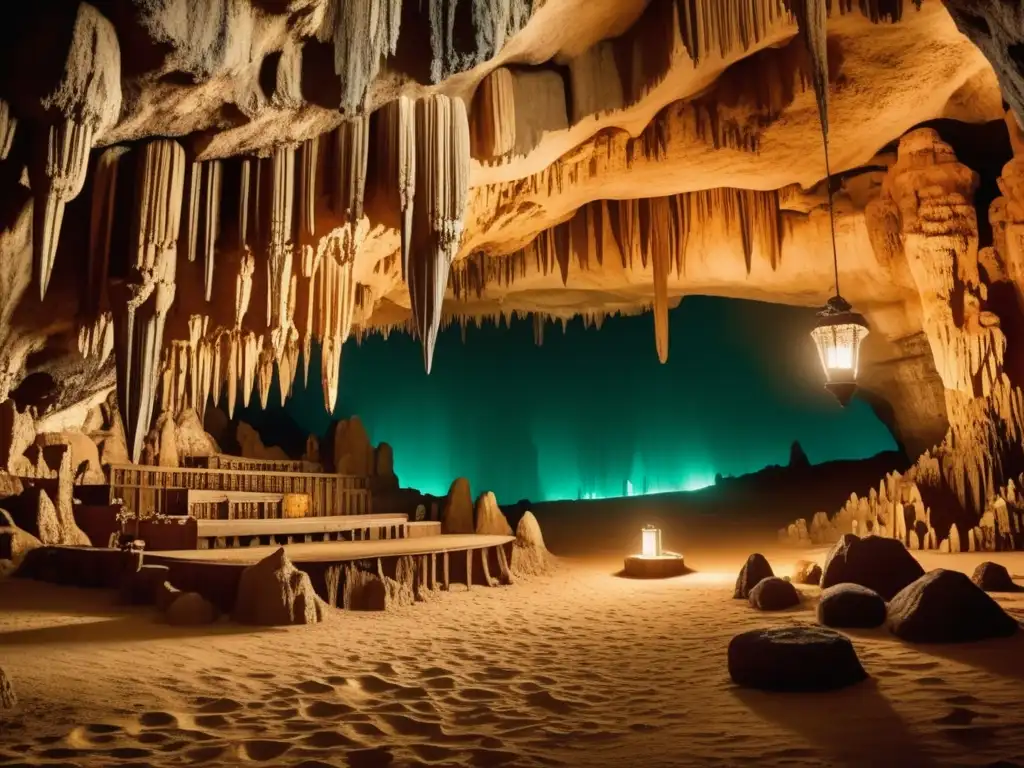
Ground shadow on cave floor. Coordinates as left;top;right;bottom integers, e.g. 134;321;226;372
0;580;272;646
734;678;938;767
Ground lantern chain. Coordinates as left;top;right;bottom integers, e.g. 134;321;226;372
821;122;841;301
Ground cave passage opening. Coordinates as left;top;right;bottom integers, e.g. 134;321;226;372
238;296;898;504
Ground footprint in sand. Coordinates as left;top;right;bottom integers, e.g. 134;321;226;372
935;707;995;726
186;744;228;762
194;714;230;729
296;680;335;694
197;698;243;714
379;713;443;739
139;711;177;728
526;691;576;714
409;743;459;762
459;688;501;702
352;722;388;738
424;676;456;691
347;746;393;767
945;694;981;706
894;660;941;671
240;739;292;761
301;730;359;749
418;666;454;680
305;700;356;718
325;675;348;685
917;677;947;687
246;671;276;681
466;747;519;766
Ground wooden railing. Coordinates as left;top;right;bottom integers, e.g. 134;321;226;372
182;454;322;473
109;464;371;520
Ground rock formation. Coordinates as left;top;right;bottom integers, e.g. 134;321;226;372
0;666;15;709
509;510;551;576
234;548;330;626
733;553;774;599
474;491;512;536
728;626;868;692
0;0;1020;544
442;477;474;534
748;576;800;611
888;569;1020;642
817;583;887;628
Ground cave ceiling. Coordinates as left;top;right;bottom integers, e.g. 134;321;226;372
0;0;1013;460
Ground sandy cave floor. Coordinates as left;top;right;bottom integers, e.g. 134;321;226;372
0;539;1024;768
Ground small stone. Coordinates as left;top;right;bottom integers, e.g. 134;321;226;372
971;561;1022;593
889;569;1019;643
817;583;886;629
733;553;773;599
748;577;800;611
165;592;217;626
728;626;868;692
792;560;822;585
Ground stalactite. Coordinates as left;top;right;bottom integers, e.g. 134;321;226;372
329;0;402;113
425;0;534;84
409;94;470;373
374;97;415;280
675;0;790;64
318;234;359;414
298;137;318;242
266;147;295;335
533;312;544;346
31;120;92;299
472;67;515;159
0;99;14;161
110;140;186;463
86;147;127;318
334;116;370;226
650;198;672;364
783;0;829;137
202;160;222;301
186;161;202;263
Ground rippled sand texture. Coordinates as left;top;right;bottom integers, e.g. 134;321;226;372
0;544;1023;768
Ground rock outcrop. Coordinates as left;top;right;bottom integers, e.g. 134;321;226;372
817;583;887;629
821;534;924;601
748;577;800;611
442;477;474;535
733;554;774;600
971;561;1022;592
888;569;1019;642
728;626;868;692
0;509;42;577
234;548;329;626
474;491;512;536
792;560;822;585
509;510;551;577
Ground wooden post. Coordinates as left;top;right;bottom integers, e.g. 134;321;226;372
442;551;450;591
496;545;513;585
465;549;473;589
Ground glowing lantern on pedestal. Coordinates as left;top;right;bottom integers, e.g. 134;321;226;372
811;295;869;407
641;525;662;558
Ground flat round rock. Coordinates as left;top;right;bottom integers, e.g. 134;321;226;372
623;554;688;579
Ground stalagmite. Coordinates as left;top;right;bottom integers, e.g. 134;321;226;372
374;97;415;280
110;140;186;463
409;95;470;373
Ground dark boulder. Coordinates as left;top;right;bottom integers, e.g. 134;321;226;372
818;583;887;628
728;626;868;691
792;560;822;585
734;553;774;599
166;592;217;626
971;562;1022;593
889;569;1019;643
749;577;800;611
821;534;923;600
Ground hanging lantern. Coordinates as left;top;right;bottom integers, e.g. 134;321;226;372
811;295;869;406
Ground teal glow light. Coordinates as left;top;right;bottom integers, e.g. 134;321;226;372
247;297;897;503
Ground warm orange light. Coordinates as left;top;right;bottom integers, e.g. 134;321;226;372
641;526;662;558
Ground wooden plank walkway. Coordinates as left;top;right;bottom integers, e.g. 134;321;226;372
195;513;408;539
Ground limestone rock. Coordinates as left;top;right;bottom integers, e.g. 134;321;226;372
236;422;290;462
35;432;103;483
0;508;42;578
821;535;924;600
817;584;887;629
748;577;800;611
792;560;822;585
0;399;34;473
971;561;1022;593
474;491;512;536
165;592;217;626
442;477;474;534
342;559;416;611
333;417;374;476
889;569;1020;643
375;442;395;479
0;667;15;709
174;409;219;459
234;548;329;625
509;511;551;577
5;485;88;547
728;626;868;692
733;554;773;600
